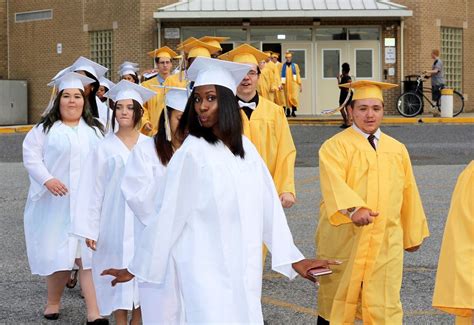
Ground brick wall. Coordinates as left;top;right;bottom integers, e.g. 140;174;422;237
0;0;8;79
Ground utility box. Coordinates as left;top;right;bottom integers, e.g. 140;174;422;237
0;80;28;125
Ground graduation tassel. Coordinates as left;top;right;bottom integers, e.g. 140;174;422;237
105;94;111;133
163;105;172;142
321;81;353;115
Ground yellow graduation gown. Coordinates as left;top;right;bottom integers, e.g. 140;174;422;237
273;61;286;107
241;96;296;197
257;66;275;102
140;75;167;136
282;63;301;108
316;127;429;324
433;161;474;325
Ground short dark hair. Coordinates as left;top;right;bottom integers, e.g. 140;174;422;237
37;89;104;135
342;63;350;74
178;85;245;158
123;73;139;84
154;107;183;166
111;99;143;131
349;100;385;108
155;56;171;65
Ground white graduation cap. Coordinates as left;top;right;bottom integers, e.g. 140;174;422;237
99;77;115;90
47;66;72;87
42;72;95;116
71;56;108;80
51;71;95;92
105;79;156;106
118;61;139;77
187;57;252;95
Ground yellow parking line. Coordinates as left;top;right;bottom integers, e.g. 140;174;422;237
261;296;319;317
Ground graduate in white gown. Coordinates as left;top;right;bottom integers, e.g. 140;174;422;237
23;72;105;323
73;80;156;325
119;86;188;324
104;57;337;324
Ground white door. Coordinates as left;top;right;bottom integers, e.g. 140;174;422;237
281;43;313;115
316;40;380;114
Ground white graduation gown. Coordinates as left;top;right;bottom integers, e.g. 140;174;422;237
121;137;184;324
128;135;304;324
22;119;103;276
96;97;114;134
73;133;147;316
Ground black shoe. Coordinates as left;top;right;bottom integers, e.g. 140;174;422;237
87;319;109;325
44;313;59;320
285;108;290;117
291;111;297;117
340;124;350;129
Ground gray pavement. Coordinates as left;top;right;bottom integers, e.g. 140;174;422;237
0;124;472;324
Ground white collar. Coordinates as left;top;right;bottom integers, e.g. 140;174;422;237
351;123;381;140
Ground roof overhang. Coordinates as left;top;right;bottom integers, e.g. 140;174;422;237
154;1;412;20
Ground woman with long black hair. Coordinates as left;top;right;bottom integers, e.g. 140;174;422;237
104;57;337;324
23;72;105;323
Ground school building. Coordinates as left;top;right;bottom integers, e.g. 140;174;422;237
0;0;472;122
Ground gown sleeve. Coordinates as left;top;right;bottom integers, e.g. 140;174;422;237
22;125;54;187
260;156;304;279
121;144;162;226
319;139;368;226
73;145;107;241
399;145;429;249
127;146;200;284
273;106;297;197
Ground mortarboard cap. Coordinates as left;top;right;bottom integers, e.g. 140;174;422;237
105;80;156;106
198;36;229;51
71;56;108;80
177;38;220;59
218;44;269;65
99;77;115;90
118;61;139;77
50;72;95;92
147;46;178;59
339;80;398;102
187;57;251;95
271;52;280;59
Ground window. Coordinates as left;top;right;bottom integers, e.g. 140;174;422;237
348;28;380;41
441;27;463;91
316;28;347;41
15;10;52;23
90;30;113;78
322;49;340;79
250;28;312;42
181;28;247;42
316;27;380;41
355;49;373;78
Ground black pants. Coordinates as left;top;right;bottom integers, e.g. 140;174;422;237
317;315;330;325
431;84;445;102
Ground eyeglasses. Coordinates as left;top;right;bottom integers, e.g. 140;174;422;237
247;70;258;76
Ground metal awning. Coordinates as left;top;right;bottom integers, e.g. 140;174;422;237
154;0;412;19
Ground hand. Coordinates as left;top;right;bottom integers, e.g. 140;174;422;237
280;192;295;208
143;122;153;132
44;178;68;196
278;85;283;91
292;259;342;282
405;245;420;252
351;208;379;227
86;239;97;251
101;268;135;286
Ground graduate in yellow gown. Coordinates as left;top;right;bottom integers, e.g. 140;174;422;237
140;46;178;136
316;80;429;325
164;37;220;90
199;36;229;58
271;53;286;108
433;161;474;325
282;52;302;117
257;59;276;102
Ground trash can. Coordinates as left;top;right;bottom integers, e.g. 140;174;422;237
440;88;453;118
403;75;421;93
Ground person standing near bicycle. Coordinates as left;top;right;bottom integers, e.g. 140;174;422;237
337;63;352;128
424;49;445;107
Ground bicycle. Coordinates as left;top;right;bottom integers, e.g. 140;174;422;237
396;74;464;117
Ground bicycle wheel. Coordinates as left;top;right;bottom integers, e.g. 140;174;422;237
452;91;464;117
436;90;465;117
397;91;423;117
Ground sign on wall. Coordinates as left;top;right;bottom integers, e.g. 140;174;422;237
385;47;396;64
164;28;180;39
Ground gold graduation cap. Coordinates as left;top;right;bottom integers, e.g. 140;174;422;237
177;38;220;58
339;80;398;102
218;44;269;65
271;52;280;59
199;36;229;51
147;46;178;59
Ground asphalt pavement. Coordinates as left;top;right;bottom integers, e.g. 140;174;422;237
0;124;472;324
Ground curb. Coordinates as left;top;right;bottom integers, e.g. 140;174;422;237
0;125;34;134
287;116;474;126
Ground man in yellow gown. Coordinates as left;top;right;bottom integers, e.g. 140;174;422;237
433;161;474;325
282;52;302;117
257;59;276;102
140;46;177;136
220;44;297;264
316;80;429;325
271;53;286;108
